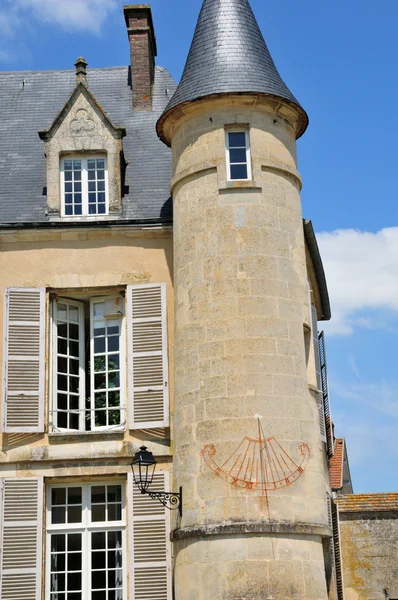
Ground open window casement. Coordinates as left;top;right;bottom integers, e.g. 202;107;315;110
128;472;172;600
311;304;327;443
319;331;334;456
0;477;44;599
127;284;169;430
2;288;45;433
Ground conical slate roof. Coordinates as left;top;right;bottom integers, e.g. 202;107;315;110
157;0;308;143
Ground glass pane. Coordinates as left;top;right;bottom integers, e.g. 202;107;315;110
89;182;96;192
68;572;81;591
228;131;246;147
64;171;72;181
74;182;81;193
65;205;73;216
94;374;106;390
58;375;68;391
64;161;73;170
69;359;79;375
95;411;107;427
108;503;122;521
51;534;66;553
87;160;96;169
107;486;121;504
51;552;65;572
229;148;246;163
107;355;120;371
65;183;73;193
68;593;81;600
75;205;83;216
69;341;79;357
73;160;82;170
58;394;68;410
52;488;66;506
74;170;81;181
108;337;119;352
92;504;106;522
57;412;67;429
92;532;106;550
51;573;65;592
70;396;79;410
94;356;106;372
67;505;81;523
97;171;105;181
58;357;68;374
108;411;121;427
88;170;96;181
92;571;106;590
94;303;105;317
98;204;106;215
97;181;105;191
92;486;106;504
69;323;79;340
230;164;248;180
108;531;122;549
108;392;120;408
67;553;82;572
95;393;106;409
70;377;79;393
69;413;79;430
68;487;82;505
58;338;68;355
69;307;79;322
52;507;66;524
108;372;120;389
68;534;81;552
97;160;105;169
92;592;106;600
92;551;106;570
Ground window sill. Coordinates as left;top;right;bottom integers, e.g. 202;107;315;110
218;180;262;192
48;429;125;442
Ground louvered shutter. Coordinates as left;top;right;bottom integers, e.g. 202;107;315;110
128;472;172;600
0;477;43;600
311;304;327;443
331;499;345;600
2;288;45;433
319;331;334;456
127;284;169;429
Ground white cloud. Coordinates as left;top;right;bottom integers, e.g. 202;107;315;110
0;0;117;59
317;227;398;335
17;0;118;33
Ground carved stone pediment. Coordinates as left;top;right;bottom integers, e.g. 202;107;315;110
39;82;126;218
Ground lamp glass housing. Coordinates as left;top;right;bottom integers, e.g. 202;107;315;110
131;446;157;493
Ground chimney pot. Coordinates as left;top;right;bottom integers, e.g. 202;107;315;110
75;57;88;87
124;5;157;111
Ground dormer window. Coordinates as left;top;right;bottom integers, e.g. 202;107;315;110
61;156;108;217
226;130;251;181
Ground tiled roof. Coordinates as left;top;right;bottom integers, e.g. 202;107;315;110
157;0;308;143
330;438;344;489
337;493;398;513
0;65;177;224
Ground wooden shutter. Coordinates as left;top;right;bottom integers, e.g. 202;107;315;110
128;472;172;600
2;288;45;433
331;499;345;600
127;284;169;429
319;331;334;456
0;477;43;600
311;304;327;443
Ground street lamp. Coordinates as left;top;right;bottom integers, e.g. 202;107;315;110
131;446;182;516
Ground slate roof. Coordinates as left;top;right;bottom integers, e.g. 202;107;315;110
0;65;177;224
337;494;398;513
330;439;344;490
157;0;308;143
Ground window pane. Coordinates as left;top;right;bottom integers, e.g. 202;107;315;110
67;572;81;591
95;373;106;390
58;357;68;373
92;486;106;504
108;372;120;389
108;337;119;353
94;356;106;372
92;570;106;590
230;164;248;180
92;592;106;600
51;535;66;553
52;488;66;506
95;393;106;409
228;131;246;147
94;303;105;317
67;505;82;524
229;148;247;163
92;532;106;550
97;159;105;169
98;204;106;215
95;411;107;427
67;553;82;572
108;392;120;408
52;506;66;524
51;553;65;572
92;551;106;570
68;487;82;505
108;503;122;521
108;531;122;549
68;534;81;552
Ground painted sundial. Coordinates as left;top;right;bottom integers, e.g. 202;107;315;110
201;418;310;492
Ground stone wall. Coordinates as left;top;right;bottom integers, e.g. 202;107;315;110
340;511;398;600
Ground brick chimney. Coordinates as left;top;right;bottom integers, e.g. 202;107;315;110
124;5;157;111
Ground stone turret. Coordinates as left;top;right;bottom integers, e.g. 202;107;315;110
157;0;330;597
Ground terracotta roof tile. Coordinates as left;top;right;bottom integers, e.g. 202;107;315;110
330;438;344;490
336;493;398;513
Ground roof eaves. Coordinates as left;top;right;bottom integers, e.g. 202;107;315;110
303;219;331;321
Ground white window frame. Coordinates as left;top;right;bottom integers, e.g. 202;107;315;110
90;296;126;432
46;481;127;600
225;129;251;181
50;294;126;433
60;155;109;218
51;298;86;432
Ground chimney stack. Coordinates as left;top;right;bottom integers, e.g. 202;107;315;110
124;5;157;111
75;57;88;87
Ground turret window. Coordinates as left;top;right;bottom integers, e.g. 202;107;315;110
226;130;251;181
61;156;108;217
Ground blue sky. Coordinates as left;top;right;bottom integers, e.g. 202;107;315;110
1;0;397;493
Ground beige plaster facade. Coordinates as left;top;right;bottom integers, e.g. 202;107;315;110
0;225;173;470
163;95;332;599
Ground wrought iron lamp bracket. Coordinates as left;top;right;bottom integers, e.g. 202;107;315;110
146;487;183;517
